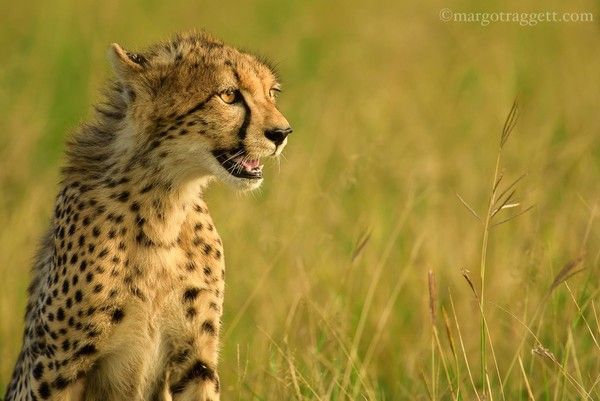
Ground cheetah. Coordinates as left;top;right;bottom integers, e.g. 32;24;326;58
4;31;291;401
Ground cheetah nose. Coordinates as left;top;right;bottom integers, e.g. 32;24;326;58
264;126;292;146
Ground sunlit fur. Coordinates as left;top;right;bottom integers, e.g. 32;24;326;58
4;31;291;401
63;31;289;195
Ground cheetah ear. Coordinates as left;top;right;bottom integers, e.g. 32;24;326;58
109;43;147;80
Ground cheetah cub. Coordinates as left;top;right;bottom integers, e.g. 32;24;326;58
5;32;291;401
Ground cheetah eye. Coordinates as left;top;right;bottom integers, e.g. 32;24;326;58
218;89;238;104
269;88;281;100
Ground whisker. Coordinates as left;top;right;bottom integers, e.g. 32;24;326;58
235;154;249;175
222;149;244;164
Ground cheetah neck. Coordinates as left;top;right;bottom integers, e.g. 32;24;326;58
64;160;213;249
134;174;212;247
64;110;218;247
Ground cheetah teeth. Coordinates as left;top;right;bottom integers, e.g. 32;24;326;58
233;156;263;172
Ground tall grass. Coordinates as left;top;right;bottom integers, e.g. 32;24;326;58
1;0;599;399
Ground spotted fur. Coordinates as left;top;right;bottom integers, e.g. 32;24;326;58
4;31;291;401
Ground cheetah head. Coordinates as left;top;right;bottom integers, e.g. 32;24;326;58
109;32;291;192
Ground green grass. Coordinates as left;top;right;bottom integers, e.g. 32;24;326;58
1;0;599;399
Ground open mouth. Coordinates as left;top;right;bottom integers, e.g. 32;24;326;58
213;149;263;180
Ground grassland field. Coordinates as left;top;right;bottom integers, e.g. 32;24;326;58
0;0;599;399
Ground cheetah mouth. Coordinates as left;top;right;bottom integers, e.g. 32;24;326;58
212;149;263;180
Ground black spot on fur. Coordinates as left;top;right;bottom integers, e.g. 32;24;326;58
111;308;125;323
183;287;201;302
135;231;155;247
38;382;51;399
186;307;197;319
130;287;146;301
201;320;216;335
52;375;69;390
140;184;154;194
74;344;97;358
33;361;44;380
135;215;145;226
116;191;130;202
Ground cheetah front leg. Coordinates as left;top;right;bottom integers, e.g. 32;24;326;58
163;286;222;401
82;302;172;401
168;359;220;401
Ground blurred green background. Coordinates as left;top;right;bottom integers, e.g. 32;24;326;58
1;0;599;399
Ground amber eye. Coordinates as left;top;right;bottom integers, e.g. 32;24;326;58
269;88;281;100
219;90;237;104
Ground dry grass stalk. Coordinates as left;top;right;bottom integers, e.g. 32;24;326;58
341;198;414;396
517;355;535;401
500;98;519;148
549;256;585;293
456;192;482;222
442;306;461;399
427;269;457;400
353;235;425;400
532;344;590;399
450;293;482;401
442;308;457;360
351;228;372;263
428;269;437;323
455;98;535;397
461;268;479;300
564;283;600;352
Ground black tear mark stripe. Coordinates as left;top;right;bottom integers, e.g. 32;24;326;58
170;360;215;394
237;93;251;140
